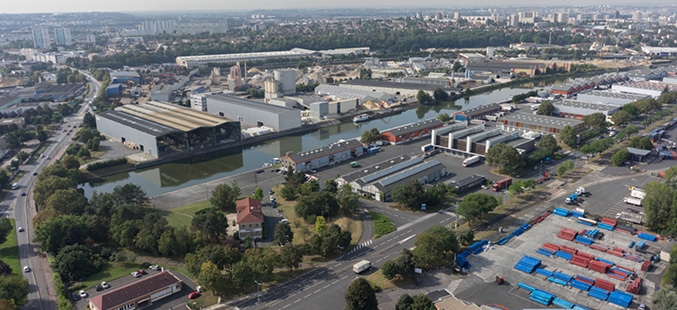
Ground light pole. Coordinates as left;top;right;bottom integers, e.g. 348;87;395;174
255;280;261;305
539;160;543;178
337;245;344;261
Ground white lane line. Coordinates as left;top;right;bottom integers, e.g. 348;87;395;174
304;293;312;298
374;245;380;249
332;280;340;285
398;234;416;244
283;305;291;309
323;284;331;289
314;289;321;294
294;299;301;304
341;276;348;280
334;263;340;267
375;259;383;263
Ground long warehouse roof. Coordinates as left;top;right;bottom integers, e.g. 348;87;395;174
114;101;231;132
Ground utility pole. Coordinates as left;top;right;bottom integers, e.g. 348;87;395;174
337;245;344;261
255;280;261;305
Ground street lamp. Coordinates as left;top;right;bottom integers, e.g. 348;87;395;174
539;160;543;177
255;280;261;305
337;245;344;261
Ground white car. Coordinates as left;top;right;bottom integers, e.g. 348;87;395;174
131;271;141;278
101;281;110;289
23;266;31;273
79;290;88;298
17;227;24;232
149;265;160;271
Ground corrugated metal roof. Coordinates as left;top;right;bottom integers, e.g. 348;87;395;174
115;101;231;132
378;159;443;187
97;111;179;137
360;157;423;184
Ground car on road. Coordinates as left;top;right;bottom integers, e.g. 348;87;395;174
280;219;288;224
270;195;275;201
40;154;45;158
95;284;103;291
33;172;38;176
131;271;141;277
188;291;201;299
101;281;110;289
71;293;80;301
23;266;30;272
269;189;274;195
17;227;24;232
20;192;26;196
149;265;160;271
310;169;317;173
79;290;88;298
138;269;147;275
256;169;264;173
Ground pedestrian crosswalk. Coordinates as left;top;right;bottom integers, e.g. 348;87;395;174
348;240;372;255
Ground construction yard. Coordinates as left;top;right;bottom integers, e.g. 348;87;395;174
459;213;668;310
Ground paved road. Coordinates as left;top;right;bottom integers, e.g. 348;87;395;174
234;210;455;310
4;74;98;310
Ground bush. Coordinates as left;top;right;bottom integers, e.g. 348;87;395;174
86;157;128;171
557;160;575;175
610;149;630;166
53;272;74;310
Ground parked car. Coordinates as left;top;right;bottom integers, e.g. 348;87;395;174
79;290;88;298
138;269;147;275
131;271;141;277
101;281;110;289
17;227;24;232
188;292;201;299
32;172;38;176
23;266;30;272
95;284;103;291
71;293;80;301
149;265;160;271
21;192;26;196
269;189;274;195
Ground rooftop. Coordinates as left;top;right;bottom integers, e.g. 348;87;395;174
88;270;181;310
577;90;648;103
449;174;486;188
97;110;179;137
457;103;502;117
553;99;620;114
357;157;424;187
627;147;651;156
236;198;264;224
384;118;443;136
110;71;141;78
374;159;445;192
339;155;411;184
114;101;233;132
176;49;314;62
341;79;459;93
501;113;583;130
208;94;297;114
286;139;364;164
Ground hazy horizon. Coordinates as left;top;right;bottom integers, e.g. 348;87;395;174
0;0;672;15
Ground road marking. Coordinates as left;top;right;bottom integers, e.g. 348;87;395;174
304;293;312;298
334;263;340;267
283;305;291;309
332;280;340;285
374;245;380;249
341;276;348;280
323;284;331;289
407;229;412;233
398;234;416;244
384;254;390;259
375;259;383;263
294;299;301;304
318;271;326;275
314;289;321;294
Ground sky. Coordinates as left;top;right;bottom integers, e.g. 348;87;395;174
0;0;665;14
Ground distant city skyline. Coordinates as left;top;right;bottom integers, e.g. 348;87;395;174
1;0;671;14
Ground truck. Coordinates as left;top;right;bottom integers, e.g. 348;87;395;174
575;187;590;197
624;197;643;206
353;260;371;274
421;144;434;152
463;155;481;167
630;189;646;200
616;211;643;225
492;178;513;192
565;193;579;205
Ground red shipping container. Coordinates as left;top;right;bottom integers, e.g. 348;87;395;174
594;279;615;292
607;250;624;257
560;245;578;255
616;265;634;273
575;276;595;285
590;244;609;252
601;218;618;226
612;247;625;253
641;261;652;271
543;243;560;251
571;259;589;268
576;252;595;260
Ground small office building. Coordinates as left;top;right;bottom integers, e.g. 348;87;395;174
110;71;141;84
88;270;182;310
280;139;364;172
236;198;264;240
449;174;486;193
500;113;584;136
552;99;621;120
452;103;502;122
360;159;447;202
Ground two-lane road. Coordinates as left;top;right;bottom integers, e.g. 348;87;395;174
236;209;457;310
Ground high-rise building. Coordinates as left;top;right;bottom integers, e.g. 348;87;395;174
54;28;72;46
454;12;461;19
32;28;50;49
435;12;444;21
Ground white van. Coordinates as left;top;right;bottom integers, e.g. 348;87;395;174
11;183;18;190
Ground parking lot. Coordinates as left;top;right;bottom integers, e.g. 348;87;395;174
73;268;198;310
460;215;666;309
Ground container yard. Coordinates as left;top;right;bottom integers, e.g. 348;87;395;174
465;211;665;309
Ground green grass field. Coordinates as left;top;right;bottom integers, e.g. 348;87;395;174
370;211;396;239
0;219;21;275
162;200;212;228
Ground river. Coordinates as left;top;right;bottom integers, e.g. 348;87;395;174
82;82;560;197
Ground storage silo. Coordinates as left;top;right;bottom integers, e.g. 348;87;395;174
274;69;297;95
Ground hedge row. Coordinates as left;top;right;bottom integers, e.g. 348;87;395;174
53;272;74;310
86;157;128;171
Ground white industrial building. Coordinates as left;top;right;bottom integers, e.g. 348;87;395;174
205;94;301;131
315;84;393;105
281;139;365;172
552;99;621;121
575;90;648;106
612;82;677;98
309;98;359;118
176;47;370;68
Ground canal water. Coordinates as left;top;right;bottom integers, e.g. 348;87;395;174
82;83;559;197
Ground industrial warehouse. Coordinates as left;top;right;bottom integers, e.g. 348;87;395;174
380;118;444;145
430;121;535;156
336;155;447;202
280;139;365;172
200;93;302;131
500;113;585;135
95;101;241;158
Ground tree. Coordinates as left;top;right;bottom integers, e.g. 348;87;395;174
243;248;278;282
460;230;475;246
251;187;264;200
191;208;228;244
558;125;577;148
111;183;149;206
324;179;338;194
360;128;381;145
33;175;77;209
411;294;435;310
345;278;378;310
315;216;327;234
62;155;80;170
412;225;458;269
36;130;49;143
273;222;294;246
198;261;224;296
643;182;676;233
0;299;16;310
211;183;237;212
45;188;88;215
582;112;606;128
437;113;451;123
433;88;449;102
392;181;425;210
611;110;632;126
52;244;102;282
0;259;12;276
295;192;340;222
34;215;87;254
456;193;498;222
279;244;304;271
538;134;558;149
230;261;254;287
298;179;320;195
0;275;28;306
396;294;415;310
653;285;677;310
416;90;434;105
629;136;653;150
610;148;630;166
381;260;399;280
135;213;168;255
485;144;521;175
0;218;12;244
536;101;555;115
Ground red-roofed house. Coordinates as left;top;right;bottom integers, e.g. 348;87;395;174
88;270;182;310
236;198;264;240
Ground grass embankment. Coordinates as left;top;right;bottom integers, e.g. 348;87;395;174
0;219;21;274
369;212;396;239
365;270;414;291
162;200;211;228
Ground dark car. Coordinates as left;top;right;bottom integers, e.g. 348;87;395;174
32;172;38;176
20;192;26;196
72;293;80;301
95;284;103;291
138;269;147;275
